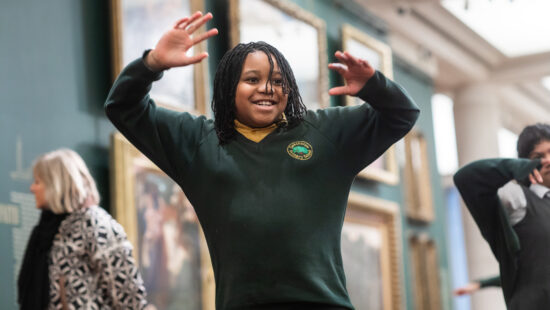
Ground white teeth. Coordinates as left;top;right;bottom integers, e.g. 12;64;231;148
256;101;273;106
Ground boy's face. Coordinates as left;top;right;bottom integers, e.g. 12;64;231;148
234;51;288;128
529;139;550;187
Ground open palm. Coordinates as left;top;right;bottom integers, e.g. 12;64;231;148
147;12;218;71
328;51;376;96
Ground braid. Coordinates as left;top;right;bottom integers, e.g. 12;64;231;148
211;41;306;144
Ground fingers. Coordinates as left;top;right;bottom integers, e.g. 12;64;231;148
335;50;372;69
529;171;542;184
328;85;350;96
531;169;544;184
192;28;219;45
328;63;348;75
174;11;203;29
185;52;209;65
173;17;190;29
186;12;214;34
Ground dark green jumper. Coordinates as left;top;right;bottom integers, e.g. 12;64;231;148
105;57;419;310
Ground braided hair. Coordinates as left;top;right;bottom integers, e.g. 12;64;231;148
211;41;307;144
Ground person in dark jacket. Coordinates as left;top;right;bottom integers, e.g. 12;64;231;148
454;123;550;309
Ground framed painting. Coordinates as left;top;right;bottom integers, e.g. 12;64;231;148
229;0;329;109
409;235;442;310
342;24;398;185
342;192;403;310
403;130;434;222
110;132;215;310
110;0;209;114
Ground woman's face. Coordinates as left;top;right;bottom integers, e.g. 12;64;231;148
234;51;288;128
30;173;47;209
529;139;550;187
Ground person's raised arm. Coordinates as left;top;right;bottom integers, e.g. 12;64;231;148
105;13;218;182
453;158;543;246
320;51;419;173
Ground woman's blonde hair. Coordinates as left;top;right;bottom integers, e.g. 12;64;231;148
33;149;100;213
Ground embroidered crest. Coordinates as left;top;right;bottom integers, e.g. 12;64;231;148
287;141;313;160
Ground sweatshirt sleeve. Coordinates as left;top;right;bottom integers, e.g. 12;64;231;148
307;71;420;174
477;275;501;288
453;158;540;246
104;54;206;182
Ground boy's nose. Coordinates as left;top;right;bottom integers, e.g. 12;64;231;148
259;82;273;94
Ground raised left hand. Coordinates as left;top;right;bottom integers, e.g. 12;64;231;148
328;51;375;96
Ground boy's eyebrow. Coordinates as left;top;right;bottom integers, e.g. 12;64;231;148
242;69;282;75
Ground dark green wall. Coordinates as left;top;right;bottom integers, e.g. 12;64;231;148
0;0;114;308
0;0;449;309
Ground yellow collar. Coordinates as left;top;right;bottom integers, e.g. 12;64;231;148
234;119;278;143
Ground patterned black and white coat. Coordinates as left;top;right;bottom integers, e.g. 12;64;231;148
48;205;148;310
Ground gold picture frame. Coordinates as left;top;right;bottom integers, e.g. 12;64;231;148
409;235;442;310
404;130;434;222
110;0;209;114
229;0;329;109
342;24;398;185
110;132;215;310
342;192;403;310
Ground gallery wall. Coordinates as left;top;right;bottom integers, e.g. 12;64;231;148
0;0;450;309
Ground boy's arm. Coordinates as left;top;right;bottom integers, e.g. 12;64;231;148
478;275;501;288
322;51;419;173
104;55;205;181
453;158;540;245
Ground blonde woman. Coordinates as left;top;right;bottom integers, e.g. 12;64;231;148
18;149;149;310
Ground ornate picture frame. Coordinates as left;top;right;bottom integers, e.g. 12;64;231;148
409;235;442;310
229;0;329;109
110;132;215;310
342;24;399;185
342;192;403;310
110;0;209;114
403;130;434;222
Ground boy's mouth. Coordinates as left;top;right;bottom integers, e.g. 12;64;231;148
253;100;276;106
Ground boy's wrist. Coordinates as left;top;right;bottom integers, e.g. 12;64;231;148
144;50;165;72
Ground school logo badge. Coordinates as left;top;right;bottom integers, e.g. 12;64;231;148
287;141;313;160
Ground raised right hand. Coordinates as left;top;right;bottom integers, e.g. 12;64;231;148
146;12;219;71
529;157;550;185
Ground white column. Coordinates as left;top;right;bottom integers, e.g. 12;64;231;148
453;84;507;310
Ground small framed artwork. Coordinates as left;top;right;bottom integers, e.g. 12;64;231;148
229;0;329;109
110;132;215;310
404;130;434;222
342;192;403;310
409;235;442;310
342;24;398;185
110;0;209;114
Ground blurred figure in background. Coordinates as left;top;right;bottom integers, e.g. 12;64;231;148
18;149;150;309
454;123;550;309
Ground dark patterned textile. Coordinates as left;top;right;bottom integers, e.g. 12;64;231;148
48;206;148;309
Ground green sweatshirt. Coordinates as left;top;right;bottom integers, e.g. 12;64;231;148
105;57;419;310
453;158;540;305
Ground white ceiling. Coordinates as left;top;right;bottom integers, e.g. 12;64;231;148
442;0;550;57
354;0;550;127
